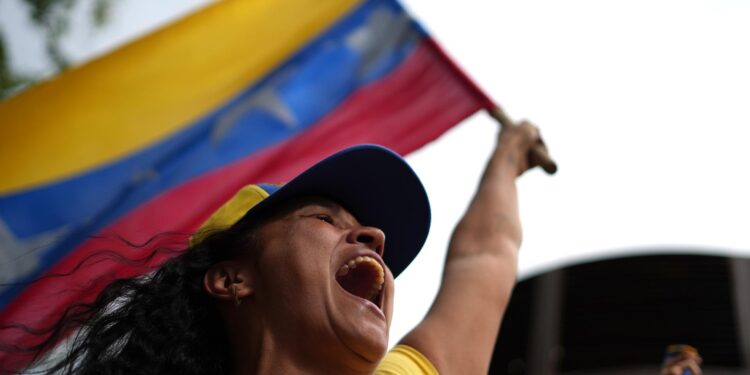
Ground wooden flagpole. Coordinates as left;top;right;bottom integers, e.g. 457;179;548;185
488;106;557;174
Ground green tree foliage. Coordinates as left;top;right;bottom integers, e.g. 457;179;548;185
24;0;77;70
0;0;112;100
0;32;36;99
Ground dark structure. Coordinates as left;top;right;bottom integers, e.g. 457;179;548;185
490;253;750;374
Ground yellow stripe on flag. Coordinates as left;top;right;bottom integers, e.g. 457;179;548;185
0;0;359;195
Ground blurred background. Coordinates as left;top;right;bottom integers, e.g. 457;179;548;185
2;0;749;373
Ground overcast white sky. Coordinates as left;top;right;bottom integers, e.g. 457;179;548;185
2;0;749;345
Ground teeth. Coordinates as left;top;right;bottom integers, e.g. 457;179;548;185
336;255;385;295
338;255;384;278
337;265;350;277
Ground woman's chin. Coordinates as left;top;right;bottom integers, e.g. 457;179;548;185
335;315;390;365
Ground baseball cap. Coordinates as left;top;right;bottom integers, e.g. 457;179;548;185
192;144;431;278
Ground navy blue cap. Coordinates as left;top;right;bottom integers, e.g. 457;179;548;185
235;145;431;278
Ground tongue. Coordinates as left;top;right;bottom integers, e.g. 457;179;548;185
337;264;378;302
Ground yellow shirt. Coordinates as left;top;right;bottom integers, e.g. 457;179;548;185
375;345;439;375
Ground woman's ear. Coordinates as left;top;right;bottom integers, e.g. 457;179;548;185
203;261;254;302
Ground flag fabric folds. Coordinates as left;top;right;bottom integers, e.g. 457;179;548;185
0;0;494;369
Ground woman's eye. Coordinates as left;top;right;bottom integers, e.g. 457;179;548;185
315;215;334;224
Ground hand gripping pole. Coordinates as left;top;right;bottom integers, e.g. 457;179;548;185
488;106;557;175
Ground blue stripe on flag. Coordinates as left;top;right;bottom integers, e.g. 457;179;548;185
0;0;425;308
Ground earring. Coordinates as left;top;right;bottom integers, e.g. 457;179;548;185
232;285;242;307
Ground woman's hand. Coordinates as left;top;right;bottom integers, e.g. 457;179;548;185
497;120;546;176
660;349;703;375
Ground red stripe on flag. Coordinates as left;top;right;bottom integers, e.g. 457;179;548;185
0;39;491;370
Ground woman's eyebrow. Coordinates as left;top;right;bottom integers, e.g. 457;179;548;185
302;199;362;224
300;197;343;213
293;204;339;220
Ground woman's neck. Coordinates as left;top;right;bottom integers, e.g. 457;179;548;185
226;315;377;375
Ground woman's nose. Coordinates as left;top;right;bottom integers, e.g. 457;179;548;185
347;226;385;256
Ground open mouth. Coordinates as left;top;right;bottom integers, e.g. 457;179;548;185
336;255;384;307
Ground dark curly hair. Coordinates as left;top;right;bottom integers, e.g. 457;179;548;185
1;215;263;375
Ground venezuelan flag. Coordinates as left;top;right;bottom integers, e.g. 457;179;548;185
0;0;494;368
